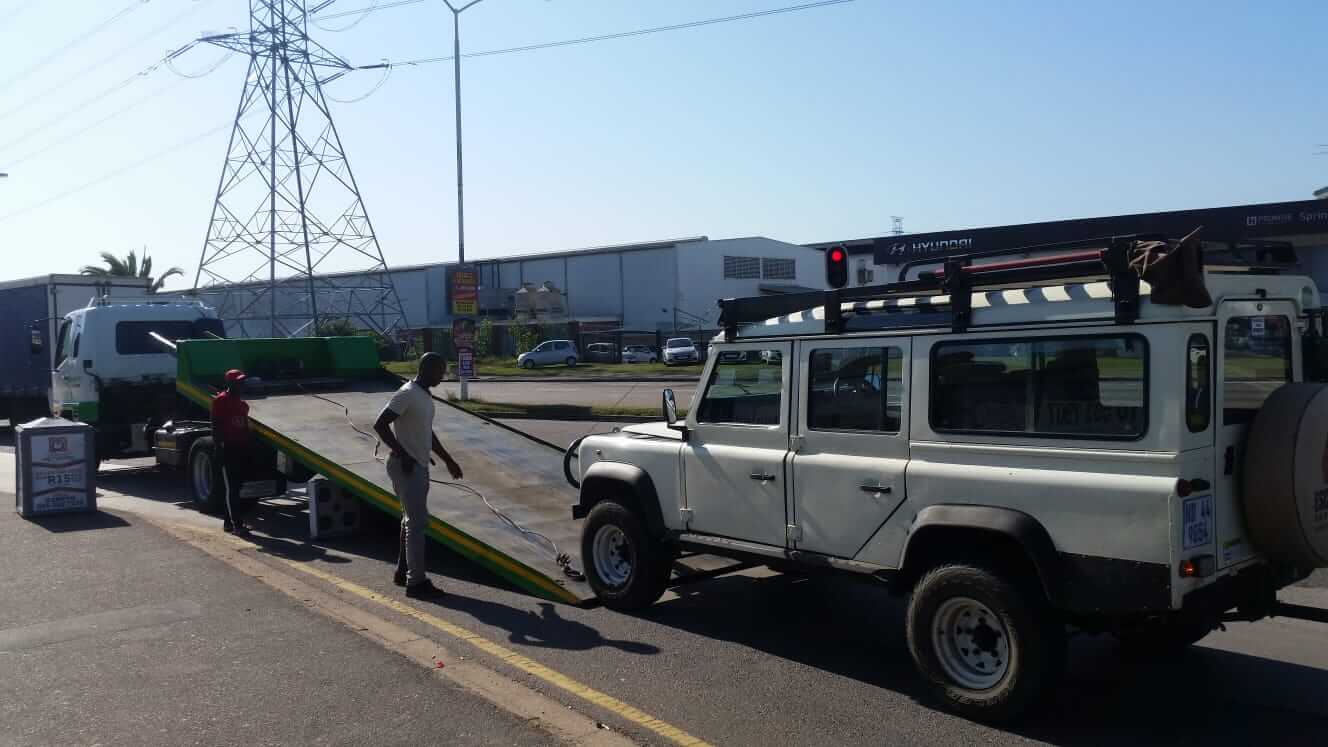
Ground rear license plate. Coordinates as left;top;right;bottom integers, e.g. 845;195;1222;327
1182;495;1214;550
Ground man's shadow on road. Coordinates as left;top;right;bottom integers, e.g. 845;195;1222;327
424;595;659;655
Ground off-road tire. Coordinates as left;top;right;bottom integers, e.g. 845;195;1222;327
188;436;224;514
581;500;673;611
906;564;1064;724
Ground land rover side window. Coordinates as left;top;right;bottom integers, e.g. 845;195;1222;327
808;347;903;432
696;350;783;426
931;335;1147;438
1187;335;1211;432
1223;315;1292;425
53;320;71;367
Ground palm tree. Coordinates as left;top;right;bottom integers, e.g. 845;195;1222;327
80;249;184;293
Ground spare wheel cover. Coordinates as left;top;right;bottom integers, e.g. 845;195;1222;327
1242;383;1328;568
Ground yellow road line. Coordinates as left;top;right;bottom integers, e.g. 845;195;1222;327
283;560;713;747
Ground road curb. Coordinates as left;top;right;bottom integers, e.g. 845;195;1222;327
151;520;645;746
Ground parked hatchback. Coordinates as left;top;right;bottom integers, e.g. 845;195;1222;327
622;345;658;364
662;337;699;366
518;340;578;368
584;342;617;363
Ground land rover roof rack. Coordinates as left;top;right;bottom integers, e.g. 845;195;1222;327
717;232;1299;341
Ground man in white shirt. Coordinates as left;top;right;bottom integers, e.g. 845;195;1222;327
373;353;463;597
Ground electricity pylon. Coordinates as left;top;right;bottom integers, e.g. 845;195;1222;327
192;0;406;338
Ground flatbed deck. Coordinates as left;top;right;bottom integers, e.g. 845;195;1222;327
183;376;590;604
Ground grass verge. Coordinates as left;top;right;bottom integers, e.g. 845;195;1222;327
443;393;682;421
384;358;702;379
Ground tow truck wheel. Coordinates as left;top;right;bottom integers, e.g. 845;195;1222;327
906;564;1064;724
188;437;224;514
582;500;673;611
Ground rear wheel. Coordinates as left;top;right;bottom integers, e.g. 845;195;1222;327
582;500;673;610
906;564;1064;724
565;356;577;367
188;437;223;514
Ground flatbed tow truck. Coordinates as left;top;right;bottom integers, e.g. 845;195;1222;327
157;334;593;604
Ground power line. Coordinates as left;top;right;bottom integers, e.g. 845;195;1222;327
313;0;387;32
380;0;856;68
0;0;156;94
0;0;38;26
313;0;424;23
0;41;202;157
0;0;218;123
0;119;236;224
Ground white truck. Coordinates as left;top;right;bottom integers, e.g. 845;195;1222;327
566;235;1328;722
43;297;226;461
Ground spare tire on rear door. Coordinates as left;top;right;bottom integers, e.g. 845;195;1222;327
1241;383;1328;569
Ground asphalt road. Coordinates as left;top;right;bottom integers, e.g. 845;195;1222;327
0;478;550;745
21;448;1327;747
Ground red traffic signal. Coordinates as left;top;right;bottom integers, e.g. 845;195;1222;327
826;245;848;288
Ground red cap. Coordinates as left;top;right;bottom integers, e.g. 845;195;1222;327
224;369;247;386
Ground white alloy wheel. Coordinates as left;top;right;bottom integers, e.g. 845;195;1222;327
592;524;634;588
931;596;1011;690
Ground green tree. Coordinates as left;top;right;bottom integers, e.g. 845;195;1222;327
475;318;493;359
79;249;184;293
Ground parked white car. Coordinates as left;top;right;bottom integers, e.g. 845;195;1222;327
622;345;658;364
662;337;698;366
566;236;1328;723
517;340;578;369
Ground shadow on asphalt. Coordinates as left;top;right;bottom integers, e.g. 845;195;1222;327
82;461;1328;740
642;572;1328;744
26;509;131;532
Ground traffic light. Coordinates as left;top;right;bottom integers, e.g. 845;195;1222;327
825;245;848;289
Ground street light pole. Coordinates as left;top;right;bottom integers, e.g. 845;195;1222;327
443;0;486;400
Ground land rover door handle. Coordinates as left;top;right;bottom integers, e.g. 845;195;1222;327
859;482;892;495
750;471;776;482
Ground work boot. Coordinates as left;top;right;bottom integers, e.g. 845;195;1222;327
405;579;444;599
393;567;407;587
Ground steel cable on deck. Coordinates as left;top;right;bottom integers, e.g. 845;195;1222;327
298;386;582;580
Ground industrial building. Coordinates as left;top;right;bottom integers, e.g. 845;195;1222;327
810;198;1328;291
209;235;824;340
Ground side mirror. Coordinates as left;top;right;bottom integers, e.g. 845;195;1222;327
663;389;679;425
29;324;43;354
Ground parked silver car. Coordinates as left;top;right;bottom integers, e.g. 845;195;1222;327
622;345;658;364
518;340;578;369
662;337;699;366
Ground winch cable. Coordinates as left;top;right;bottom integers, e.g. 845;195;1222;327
298;387;584;581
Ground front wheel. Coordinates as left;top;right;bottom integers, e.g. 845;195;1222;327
188;437;224;514
906;564;1064;724
581;500;674;610
521;359;535;370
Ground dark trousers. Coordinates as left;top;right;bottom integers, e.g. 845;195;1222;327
218;445;255;526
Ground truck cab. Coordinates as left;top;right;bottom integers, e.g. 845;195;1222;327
49;300;224;458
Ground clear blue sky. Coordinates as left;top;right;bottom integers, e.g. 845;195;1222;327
1;0;1324;290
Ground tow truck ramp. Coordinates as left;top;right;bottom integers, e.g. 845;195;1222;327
174;337;591;605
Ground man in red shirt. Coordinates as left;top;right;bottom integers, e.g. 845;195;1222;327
212;369;254;537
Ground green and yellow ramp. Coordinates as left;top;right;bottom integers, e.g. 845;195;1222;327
176;337;588;605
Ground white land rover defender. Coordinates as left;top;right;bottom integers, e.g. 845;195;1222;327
566;234;1328;722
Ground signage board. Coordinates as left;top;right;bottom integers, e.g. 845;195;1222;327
448;265;478;316
457;348;475;380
